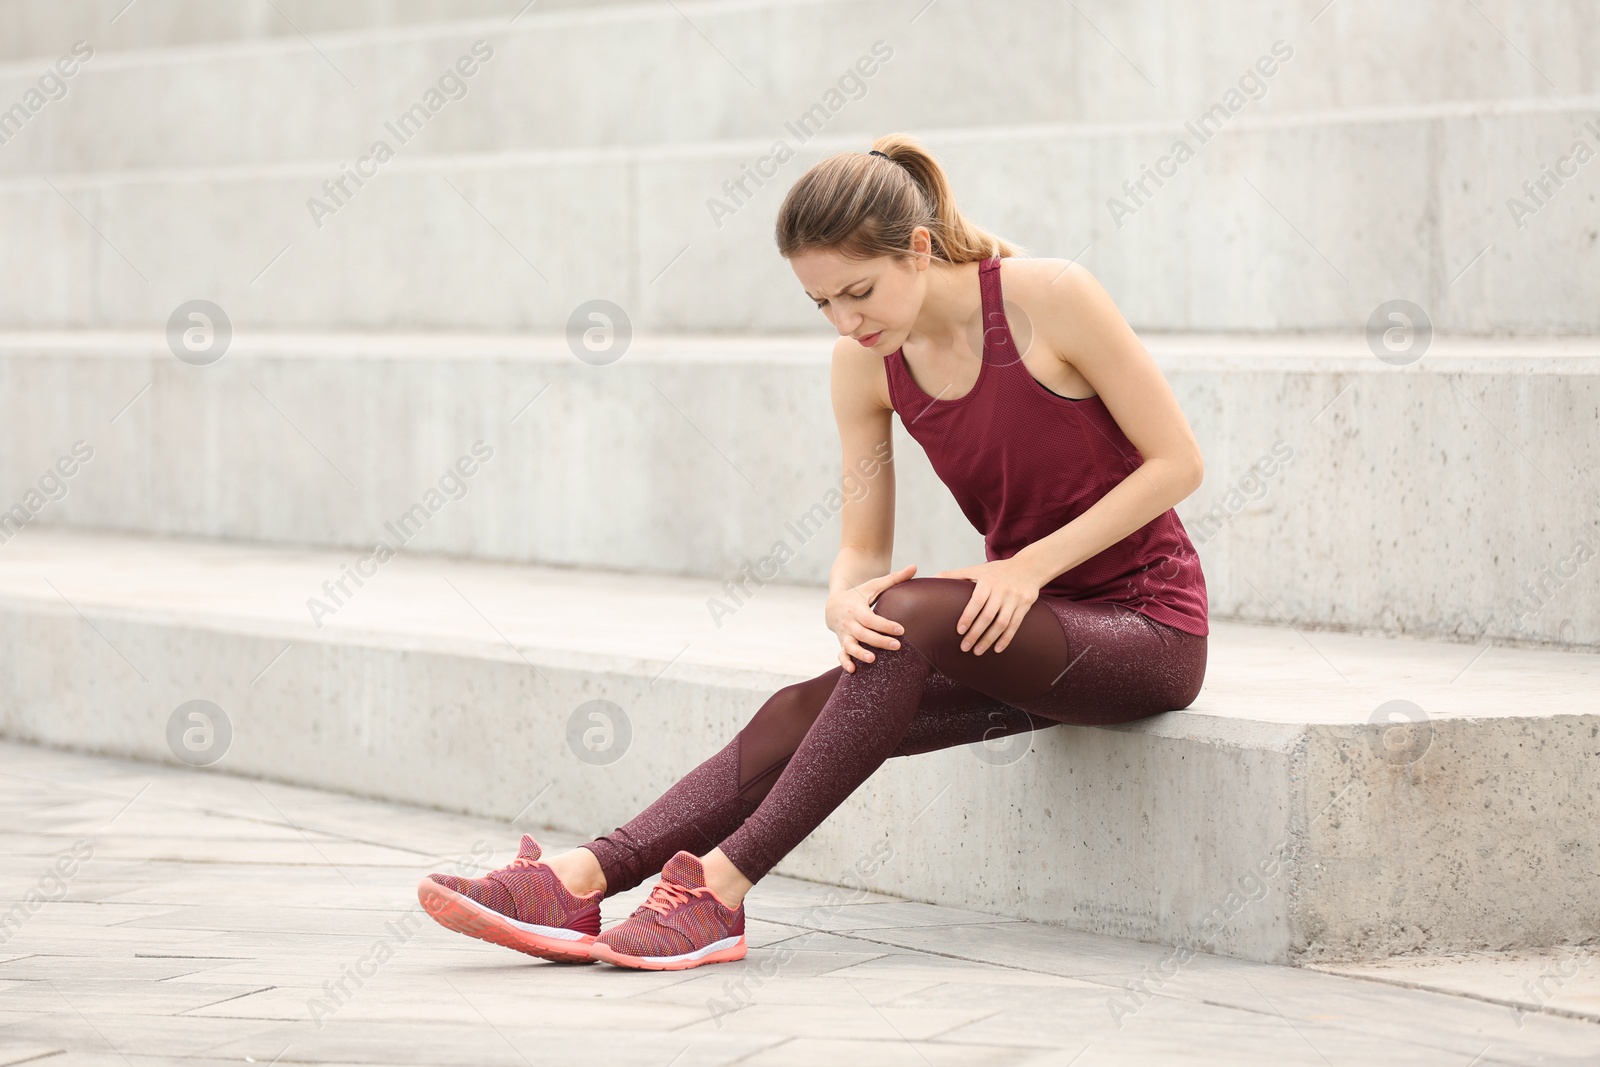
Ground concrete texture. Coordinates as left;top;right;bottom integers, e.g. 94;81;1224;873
1;331;1595;648
2;0;1595;171
1;1;1596;1049
1317;948;1600;1026
2;106;1598;333
1;527;1595;966
1;2;1598;333
0;0;616;61
4;740;1599;1065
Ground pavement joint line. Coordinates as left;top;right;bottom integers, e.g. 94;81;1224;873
839;973;938;1065
755;910;1027;933
6;742;1593;1062
0;766;483;863
752;922;1130;984
439;974;542;1067
804;951;898;979
723;1034;794;1066
749;920;1562;1053
248;780;361;889
924;1004;1007;1043
1239;972;1338;1067
1302;962;1600;1028
40;977;137;1066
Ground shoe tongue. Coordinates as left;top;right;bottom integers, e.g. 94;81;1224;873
517;833;542;862
661;851;706;889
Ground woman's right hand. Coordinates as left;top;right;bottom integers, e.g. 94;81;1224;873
825;563;918;673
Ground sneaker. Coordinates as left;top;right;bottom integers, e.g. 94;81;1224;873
587;851;747;970
417;833;602;963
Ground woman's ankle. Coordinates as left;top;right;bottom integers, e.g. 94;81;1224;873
545;846;607;897
700;848;753;910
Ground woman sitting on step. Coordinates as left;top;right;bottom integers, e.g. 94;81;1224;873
418;132;1211;971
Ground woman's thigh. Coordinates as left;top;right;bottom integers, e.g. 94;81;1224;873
1012;596;1208;726
870;577;1206;727
870;577;1075;706
740;579;1205;776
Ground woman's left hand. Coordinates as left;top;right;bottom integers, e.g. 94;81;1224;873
933;557;1049;655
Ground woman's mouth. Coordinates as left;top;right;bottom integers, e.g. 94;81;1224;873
858;330;883;346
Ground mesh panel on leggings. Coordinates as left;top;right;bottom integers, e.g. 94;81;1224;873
583;579;1205;893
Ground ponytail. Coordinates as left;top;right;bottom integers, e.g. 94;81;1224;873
774;132;1025;264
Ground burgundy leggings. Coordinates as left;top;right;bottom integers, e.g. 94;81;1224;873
581;577;1206;891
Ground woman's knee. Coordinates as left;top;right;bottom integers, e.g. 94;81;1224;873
871;578;968;647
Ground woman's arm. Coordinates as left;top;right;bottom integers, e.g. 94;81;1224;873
828;335;897;589
935;259;1204;655
824;336;917;671
1008;259;1205;588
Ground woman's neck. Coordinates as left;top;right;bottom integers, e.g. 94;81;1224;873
905;259;984;354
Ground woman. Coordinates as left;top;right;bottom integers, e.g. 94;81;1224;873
418;133;1209;971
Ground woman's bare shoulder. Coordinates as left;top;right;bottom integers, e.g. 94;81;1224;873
997;256;1110;354
999;255;1098;305
830;334;893;413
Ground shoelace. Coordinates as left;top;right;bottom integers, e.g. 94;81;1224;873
484;851;551;890
639;879;710;917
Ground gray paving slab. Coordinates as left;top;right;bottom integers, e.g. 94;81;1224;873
755;899;1028;932
1317;948;1600;1023
1;739;1597;1065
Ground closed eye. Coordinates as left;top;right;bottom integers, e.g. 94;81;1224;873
814;286;873;309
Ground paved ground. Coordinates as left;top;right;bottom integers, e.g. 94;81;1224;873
2;741;1597;1066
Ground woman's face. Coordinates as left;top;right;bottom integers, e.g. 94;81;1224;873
790;248;924;351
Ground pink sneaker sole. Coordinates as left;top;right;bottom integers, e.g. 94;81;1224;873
417;877;597;963
588;935;748;970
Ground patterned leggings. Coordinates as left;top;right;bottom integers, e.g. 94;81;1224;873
581;577;1206;891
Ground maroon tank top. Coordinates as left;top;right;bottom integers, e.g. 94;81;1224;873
882;257;1209;636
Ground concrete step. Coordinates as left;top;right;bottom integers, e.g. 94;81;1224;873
2;0;1594;173
2;103;1597;333
2;330;1596;647
9;740;1600;1062
0;526;1595;966
0;0;630;61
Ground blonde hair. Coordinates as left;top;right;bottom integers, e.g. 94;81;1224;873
774;132;1026;266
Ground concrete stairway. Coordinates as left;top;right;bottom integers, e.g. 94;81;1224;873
1;0;1597;968
2;526;1596;967
2;330;1595;646
0;0;1596;333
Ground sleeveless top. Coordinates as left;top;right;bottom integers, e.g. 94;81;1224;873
882;257;1209;636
